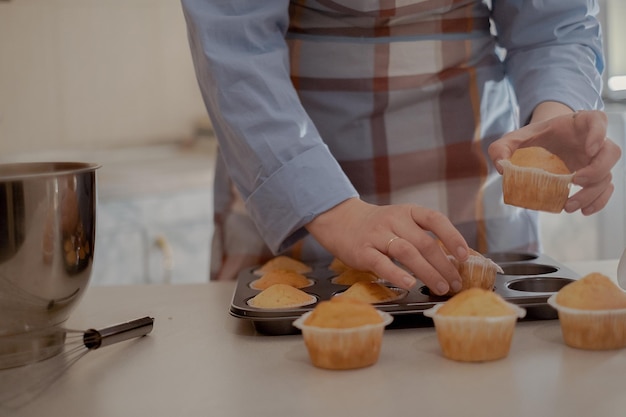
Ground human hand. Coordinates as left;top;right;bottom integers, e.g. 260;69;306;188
488;110;621;215
305;198;469;294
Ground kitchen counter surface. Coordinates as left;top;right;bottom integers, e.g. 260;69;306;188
2;259;625;417
0;140;217;201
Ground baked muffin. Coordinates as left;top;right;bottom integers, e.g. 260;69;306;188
424;288;526;362
305;296;384;328
248;284;316;309
331;269;379;285
548;273;626;350
329;257;350;274
499;146;574;213
249;269;313;290
439;244;502;294
451;249;502;294
338;281;403;304
254;255;312;276
292;297;393;370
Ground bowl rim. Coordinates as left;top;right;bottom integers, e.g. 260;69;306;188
0;161;101;180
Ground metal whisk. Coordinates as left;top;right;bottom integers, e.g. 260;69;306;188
79;316;154;350
0;316;154;411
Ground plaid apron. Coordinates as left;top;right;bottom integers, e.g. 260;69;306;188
210;0;539;280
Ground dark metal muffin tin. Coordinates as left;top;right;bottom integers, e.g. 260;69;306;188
229;252;580;335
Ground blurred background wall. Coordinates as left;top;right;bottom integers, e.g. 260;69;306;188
0;0;208;154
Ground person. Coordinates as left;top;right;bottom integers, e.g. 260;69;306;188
181;0;621;295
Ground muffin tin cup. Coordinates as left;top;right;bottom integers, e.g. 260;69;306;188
547;295;626;350
230;252;581;335
293;310;394;370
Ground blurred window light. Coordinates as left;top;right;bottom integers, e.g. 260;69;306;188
608;76;626;92
599;0;626;100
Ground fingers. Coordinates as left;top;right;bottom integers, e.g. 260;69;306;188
385;206;467;295
582;183;614;215
305;199;469;296
573;137;621;187
489;111;620;217
409;207;469;261
488;133;521;173
361;246;419;290
487;123;550;174
381;233;463;295
349;205;467;295
566;136;620;214
566;174;614;215
489;111;613;176
573;110;608;157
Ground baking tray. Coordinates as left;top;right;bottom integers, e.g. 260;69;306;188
229;252;581;335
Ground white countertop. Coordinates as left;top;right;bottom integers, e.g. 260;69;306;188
2;259;625;417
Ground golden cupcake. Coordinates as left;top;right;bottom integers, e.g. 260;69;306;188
254;255;312;276
338;281;403;304
451;249;502;294
329;257;350;274
499;146;574;213
248;284;316;309
424;288;526;362
548;273;626;350
439;244;502;294
249;269;313;290
331;269;379;285
292;296;393;370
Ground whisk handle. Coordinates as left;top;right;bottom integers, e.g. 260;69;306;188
83;316;155;350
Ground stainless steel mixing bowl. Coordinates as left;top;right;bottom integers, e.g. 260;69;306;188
0;162;99;369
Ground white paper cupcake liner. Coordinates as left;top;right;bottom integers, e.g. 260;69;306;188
547;294;626;350
424;302;526;362
293;310;393;369
499;159;574;213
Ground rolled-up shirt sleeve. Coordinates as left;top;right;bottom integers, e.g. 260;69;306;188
492;0;605;125
181;0;358;253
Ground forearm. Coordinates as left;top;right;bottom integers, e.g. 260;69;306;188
182;0;357;252
492;0;604;125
